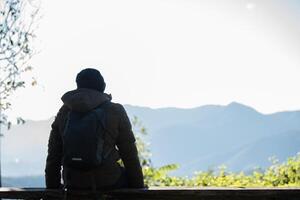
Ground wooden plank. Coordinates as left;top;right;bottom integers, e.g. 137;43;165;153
0;187;299;200
0;188;62;199
106;187;300;200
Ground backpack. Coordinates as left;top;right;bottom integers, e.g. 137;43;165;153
62;101;111;171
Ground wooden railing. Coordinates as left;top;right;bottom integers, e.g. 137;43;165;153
0;187;300;199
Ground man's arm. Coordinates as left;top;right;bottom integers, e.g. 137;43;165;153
45;106;66;189
116;105;144;188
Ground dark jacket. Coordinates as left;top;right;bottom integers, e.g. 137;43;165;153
45;88;144;189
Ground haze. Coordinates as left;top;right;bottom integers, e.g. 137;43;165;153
6;0;300;121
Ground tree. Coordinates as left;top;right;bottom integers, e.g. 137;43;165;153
0;0;38;126
131;117;300;187
132;116;152;167
131;116;179;186
0;0;39;187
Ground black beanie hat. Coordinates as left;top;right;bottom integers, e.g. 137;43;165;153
76;68;106;92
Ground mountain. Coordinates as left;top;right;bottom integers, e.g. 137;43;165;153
3;176;45;187
176;130;300;175
124;102;300;174
224;130;300;171
2;118;53;177
1;102;300;183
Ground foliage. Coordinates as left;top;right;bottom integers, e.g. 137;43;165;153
132;116;152;167
132;118;300;187
144;153;300;188
0;0;39;126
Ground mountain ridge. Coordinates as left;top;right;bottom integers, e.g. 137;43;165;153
2;102;300;178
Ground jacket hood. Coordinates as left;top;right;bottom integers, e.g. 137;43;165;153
61;88;112;112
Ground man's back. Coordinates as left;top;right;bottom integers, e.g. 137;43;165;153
45;69;144;189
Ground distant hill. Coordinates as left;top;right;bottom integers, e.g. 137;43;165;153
2;118;53;177
125;102;300;175
2;102;300;182
176;130;300;175
3;176;44;187
224;130;300;171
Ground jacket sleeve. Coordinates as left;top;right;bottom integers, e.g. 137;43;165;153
116;105;144;188
45;106;66;189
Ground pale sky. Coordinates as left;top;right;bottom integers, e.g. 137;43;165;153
6;0;300;120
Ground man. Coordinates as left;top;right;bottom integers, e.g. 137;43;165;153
45;68;144;190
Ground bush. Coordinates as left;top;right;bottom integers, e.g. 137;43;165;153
144;154;300;187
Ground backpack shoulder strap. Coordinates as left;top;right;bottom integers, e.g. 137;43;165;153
96;100;111;111
93;100;111;125
93;101;116;159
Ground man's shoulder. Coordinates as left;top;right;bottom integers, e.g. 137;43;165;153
108;102;126;113
55;105;70;119
57;101;127;117
54;105;70;123
59;104;70;113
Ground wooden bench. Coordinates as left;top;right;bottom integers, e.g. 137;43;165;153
0;187;300;199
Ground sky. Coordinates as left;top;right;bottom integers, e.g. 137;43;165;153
5;0;300;120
